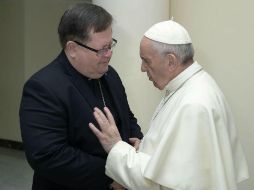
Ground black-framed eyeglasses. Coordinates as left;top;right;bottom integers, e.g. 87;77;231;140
73;39;117;57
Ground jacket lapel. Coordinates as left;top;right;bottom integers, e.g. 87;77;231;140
59;51;127;136
60;52;99;110
104;71;128;140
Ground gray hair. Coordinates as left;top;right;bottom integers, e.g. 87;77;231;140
151;40;194;64
58;2;113;48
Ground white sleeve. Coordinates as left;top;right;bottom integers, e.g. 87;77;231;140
106;141;163;190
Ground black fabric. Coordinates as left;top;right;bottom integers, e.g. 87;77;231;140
83;77;121;128
19;51;143;190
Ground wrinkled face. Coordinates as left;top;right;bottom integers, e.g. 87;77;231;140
66;26;115;79
140;37;170;90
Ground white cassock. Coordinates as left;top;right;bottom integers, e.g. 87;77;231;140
106;62;249;190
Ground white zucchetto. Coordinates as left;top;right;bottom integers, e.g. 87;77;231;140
144;20;192;45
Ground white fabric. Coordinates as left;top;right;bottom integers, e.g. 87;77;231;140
106;62;249;190
106;141;168;190
144;20;192;44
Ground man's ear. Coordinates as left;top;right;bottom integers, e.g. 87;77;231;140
167;53;178;71
65;41;77;58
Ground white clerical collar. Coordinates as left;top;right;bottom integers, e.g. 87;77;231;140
164;61;203;97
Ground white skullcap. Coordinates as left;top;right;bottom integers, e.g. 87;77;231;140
144;20;192;44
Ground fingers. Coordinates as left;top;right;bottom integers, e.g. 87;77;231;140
104;107;116;126
94;107;108;127
110;181;125;190
129;137;141;150
93;107;116;127
88;122;103;139
89;107;122;153
129;138;135;145
90;107;117;137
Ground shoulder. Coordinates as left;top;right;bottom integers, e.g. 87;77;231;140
28;53;67;84
23;55;68;94
180;72;226;111
107;65;118;75
106;65;121;80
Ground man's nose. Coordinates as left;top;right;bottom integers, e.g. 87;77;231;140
103;50;113;57
141;63;146;72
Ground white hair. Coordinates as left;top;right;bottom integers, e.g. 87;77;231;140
151;40;194;64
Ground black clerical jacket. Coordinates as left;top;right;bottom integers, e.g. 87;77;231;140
19;51;143;190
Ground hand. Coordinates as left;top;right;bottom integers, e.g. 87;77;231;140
110;181;125;190
129;137;141;150
89;107;122;153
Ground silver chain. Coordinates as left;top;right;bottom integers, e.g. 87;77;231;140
98;79;106;107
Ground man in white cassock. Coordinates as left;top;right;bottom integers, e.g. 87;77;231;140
89;20;249;190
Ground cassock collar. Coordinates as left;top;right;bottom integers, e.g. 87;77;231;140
164;61;202;97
